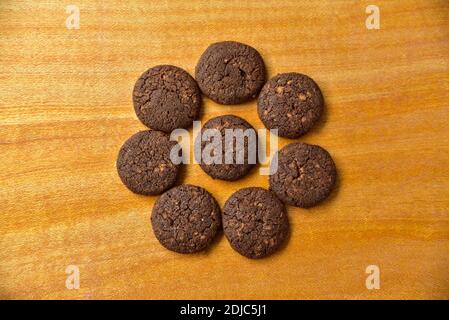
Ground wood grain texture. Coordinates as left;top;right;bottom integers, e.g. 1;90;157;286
1;0;448;300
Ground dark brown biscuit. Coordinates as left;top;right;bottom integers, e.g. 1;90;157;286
133;65;201;132
195;41;266;104
198;115;257;181
258;73;324;138
269;143;336;207
223;187;289;259
116;130;180;195
151;184;221;253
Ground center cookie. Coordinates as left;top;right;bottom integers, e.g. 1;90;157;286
133;65;201;133
151;184;221;253
116;130;180;195
198;115;257;181
269;142;337;207
195;41;266;104
258;73;324;138
223;187;289;259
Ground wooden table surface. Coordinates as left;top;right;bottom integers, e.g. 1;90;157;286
1;0;448;300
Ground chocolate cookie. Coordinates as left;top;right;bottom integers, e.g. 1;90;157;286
116;130;180;195
223;187;289;259
269;143;336;207
197;115;257;181
133;65;201;132
151;184;221;253
195;41;266;104
258;73;324;138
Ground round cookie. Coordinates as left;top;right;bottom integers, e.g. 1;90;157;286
198;115;257;181
195;41;266;104
116;130;180;195
258;73;324;138
133;65;201;133
223;187;289;259
151;184;221;253
269;143;336;207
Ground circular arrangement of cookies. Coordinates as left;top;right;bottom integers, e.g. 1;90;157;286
116;40;337;259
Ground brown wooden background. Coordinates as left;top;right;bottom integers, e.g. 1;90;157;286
0;0;448;299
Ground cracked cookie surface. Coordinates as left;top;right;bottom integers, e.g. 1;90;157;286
151;184;221;253
133;65;201;132
258;73;324;138
116;130;180;195
198;115;257;181
223;187;289;259
269;143;336;207
195;41;266;104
